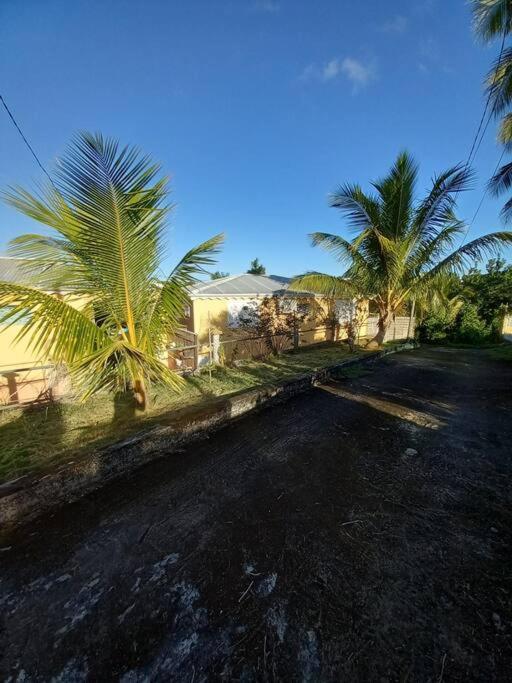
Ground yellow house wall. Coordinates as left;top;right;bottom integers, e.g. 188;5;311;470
0;294;90;372
503;313;512;340
190;296;369;346
191;298;230;344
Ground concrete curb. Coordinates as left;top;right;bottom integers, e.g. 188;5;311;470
0;342;417;529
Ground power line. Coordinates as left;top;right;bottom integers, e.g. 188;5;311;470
465;33;506;169
455;32;508;252
470;148;506;227
0;93;58;191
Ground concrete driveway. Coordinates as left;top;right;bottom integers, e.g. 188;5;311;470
1;347;511;681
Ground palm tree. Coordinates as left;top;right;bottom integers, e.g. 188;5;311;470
291;152;512;346
0;132;223;410
473;0;512;219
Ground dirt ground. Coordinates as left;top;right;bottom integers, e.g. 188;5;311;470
1;347;511;682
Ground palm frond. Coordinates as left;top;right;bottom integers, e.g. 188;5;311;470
422;231;512;281
310;232;371;271
328;184;380;232
407;221;465;277
289;273;357;298
308;152;512;336
413;164;474;240
144;233;224;349
71;340;185;401
489;160;512;197
53;132;170;334
2;183;79;239
7;234;86;292
2;132;224;404
498;112;512;145
372;151;417;239
486;47;512;114
473;0;512;41
0;282;107;363
499;194;512;222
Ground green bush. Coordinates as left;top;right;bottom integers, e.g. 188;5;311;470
418;303;492;345
417;311;454;342
455;303;490;344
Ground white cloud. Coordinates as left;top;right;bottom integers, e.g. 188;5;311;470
417;37;454;75
379;15;408;34
322;59;342;81
339;57;374;87
251;0;280;13
300;57;375;91
419;37;438;62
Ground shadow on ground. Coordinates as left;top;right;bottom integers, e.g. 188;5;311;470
1;347;511;681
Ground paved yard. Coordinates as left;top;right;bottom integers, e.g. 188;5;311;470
1;347;511;681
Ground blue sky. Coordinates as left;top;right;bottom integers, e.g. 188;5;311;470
1;0;510;277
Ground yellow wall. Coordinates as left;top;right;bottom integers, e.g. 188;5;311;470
190;298;230;343
0;294;88;404
189;296;369;345
503;313;512;340
0;294;90;372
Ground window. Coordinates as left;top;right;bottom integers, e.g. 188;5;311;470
281;298;297;313
183;305;191;318
228;300;259;328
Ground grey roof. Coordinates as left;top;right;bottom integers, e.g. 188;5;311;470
189;273;299;298
0;257;38;285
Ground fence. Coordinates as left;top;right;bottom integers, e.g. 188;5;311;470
0;363;71;407
1;317;415;406
365;316;415;343
503;313;512;342
169;317;415;372
216;325;335;366
167;328;198;372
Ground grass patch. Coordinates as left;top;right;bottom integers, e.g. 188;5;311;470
481;343;512;362
423;340;505;349
0;343;370;483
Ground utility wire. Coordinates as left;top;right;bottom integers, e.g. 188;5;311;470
0;93;58;191
456;32;508;251
465;32;506;169
469;147;506;228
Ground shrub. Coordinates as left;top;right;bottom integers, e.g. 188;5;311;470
455;303;490;344
417;311;454;342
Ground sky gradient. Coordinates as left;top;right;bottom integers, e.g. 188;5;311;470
1;0;511;277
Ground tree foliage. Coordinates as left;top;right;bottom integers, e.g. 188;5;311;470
291;152;512;345
237;295;309;354
473;0;512;219
0;132;223;409
418;258;512;342
247;258;266;275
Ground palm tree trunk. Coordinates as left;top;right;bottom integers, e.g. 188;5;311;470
133;377;147;411
372;307;392;346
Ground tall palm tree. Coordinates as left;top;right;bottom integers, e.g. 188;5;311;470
291;152;512;345
0;132;223;409
473;0;512;219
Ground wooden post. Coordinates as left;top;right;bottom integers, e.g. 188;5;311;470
212;333;220;364
293;314;300;350
407;299;416;340
207;328;212;384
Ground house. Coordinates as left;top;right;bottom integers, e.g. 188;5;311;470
181;273;365;366
0;260;365;400
503;312;512;342
0;257;89;403
185;273;359;341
